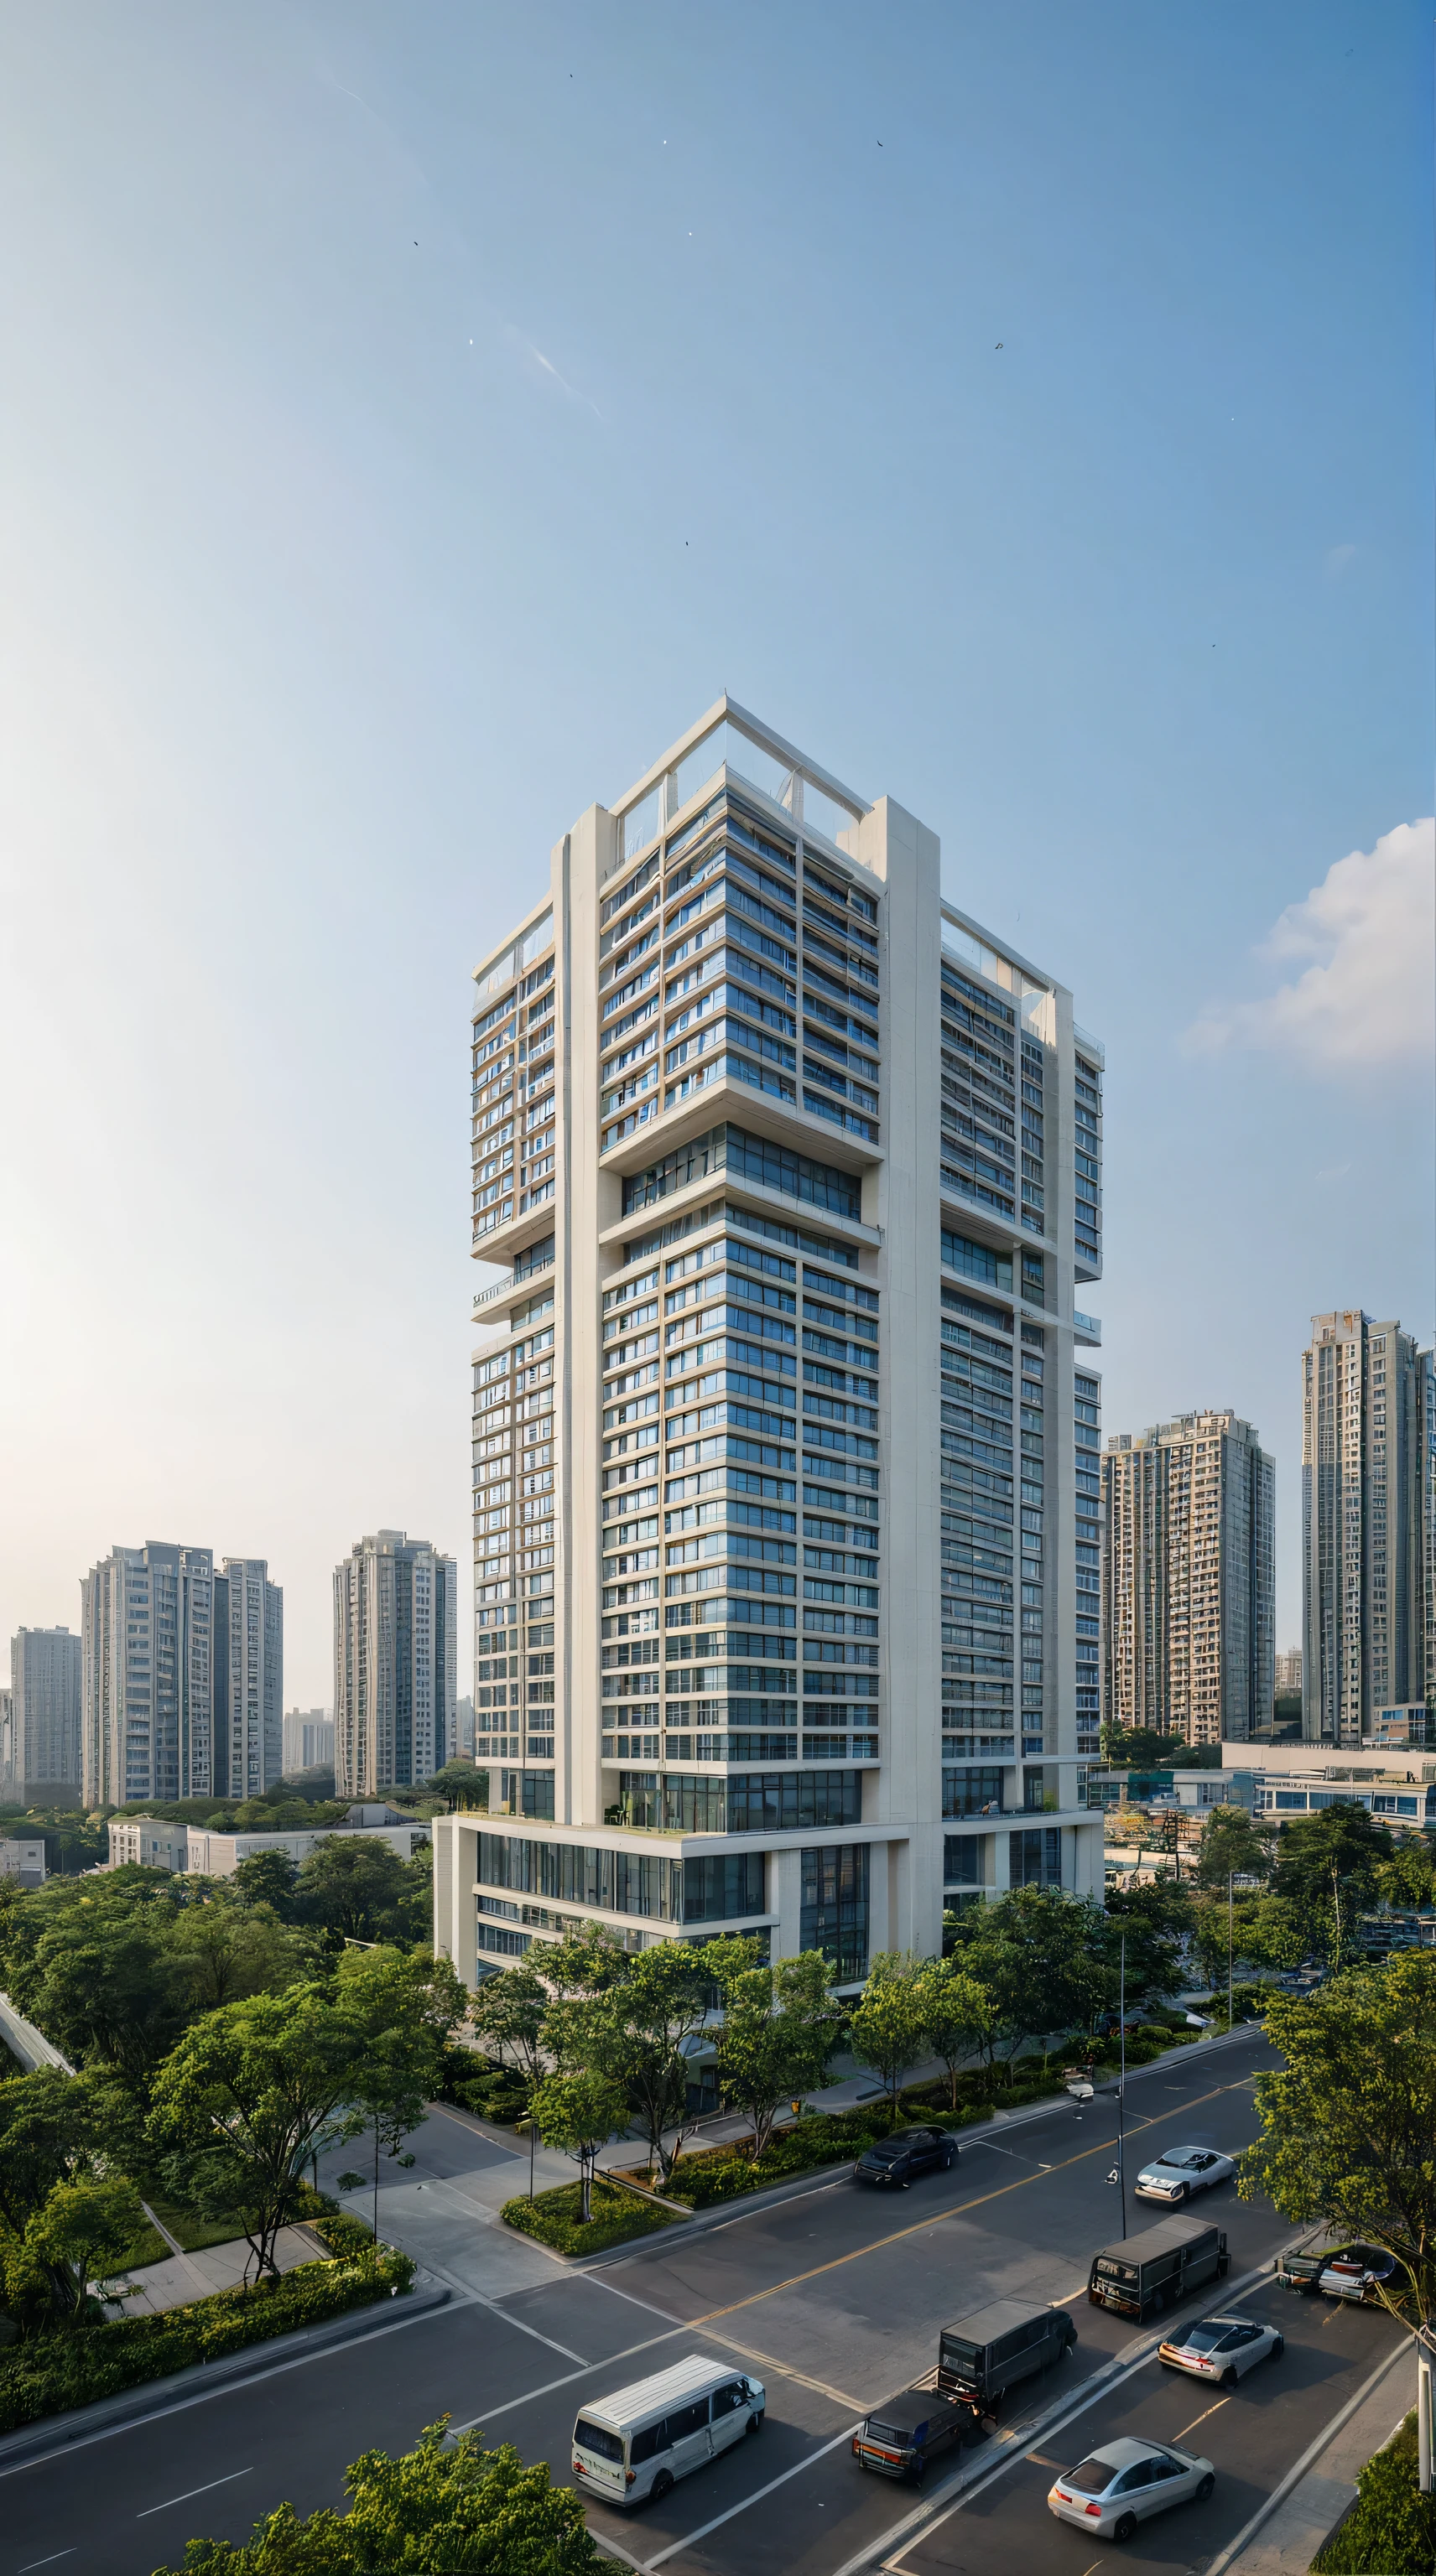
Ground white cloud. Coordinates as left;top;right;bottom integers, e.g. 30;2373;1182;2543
1185;818;1434;1072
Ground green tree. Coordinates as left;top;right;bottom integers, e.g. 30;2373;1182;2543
154;2418;601;2575
1194;1806;1271;1892
1101;1877;1191;2002
149;1985;378;2280
1271;1805;1393;1966
530;2072;629;2225
950;1890;1107;2074
467;1960;549;2093
0;2065;119;2327
848;1953;931;2103
424;1764;490;1812
293;1837;414;1942
710;1945;842;2157
232;1850;299;1916
24;2174;145;2316
913;1959;995;2110
167;1897;315;2012
1378;1840;1436;1913
0;1872;190;2088
1241;1953;1436;2322
547;1943;710;2185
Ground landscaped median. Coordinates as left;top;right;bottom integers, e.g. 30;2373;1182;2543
0;2233;415;2436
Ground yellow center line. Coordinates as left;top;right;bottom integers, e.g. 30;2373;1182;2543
685;2079;1248;2329
1174;2394;1230;2441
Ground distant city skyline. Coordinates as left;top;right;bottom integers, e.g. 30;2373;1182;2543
1;5;1429;1703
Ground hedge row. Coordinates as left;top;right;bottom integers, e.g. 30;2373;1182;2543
0;2247;414;2435
1314;2412;1436;2573
501;2181;674;2257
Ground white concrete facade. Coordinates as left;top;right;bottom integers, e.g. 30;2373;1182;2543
6;1625;82;1799
436;699;1106;1992
107;1815;429;1876
1101;1410;1275;1747
1302;1311;1434;1746
81;1542;216;1809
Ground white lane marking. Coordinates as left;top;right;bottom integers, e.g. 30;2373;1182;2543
442;2328;683;2438
580;2272;685;2325
0;2293;473;2481
641;2423;860;2570
18;2554;78;2571
138;2467;253;2517
822;2241;1306;2576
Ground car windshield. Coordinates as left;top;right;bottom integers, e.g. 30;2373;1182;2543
868;2141;903;2158
1065;2456;1117;2495
892;2130;930;2144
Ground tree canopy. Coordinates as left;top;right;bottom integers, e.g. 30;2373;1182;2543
156;2418;602;2574
1270;1805;1393;1966
1241;1954;1436;2320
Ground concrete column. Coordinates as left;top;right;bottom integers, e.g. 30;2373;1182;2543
771;1846;802;1959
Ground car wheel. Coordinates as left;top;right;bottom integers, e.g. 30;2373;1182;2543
1173;2183;1189;2205
747;2412;763;2435
1196;2475;1215;2502
651;2470;674;2501
902;2177;911;2189
1270;2334;1284;2360
1112;2513;1137;2544
1220;2368;1237;2390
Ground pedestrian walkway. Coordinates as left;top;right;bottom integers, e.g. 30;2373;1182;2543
1221;2335;1412;2573
97;2222;320;2317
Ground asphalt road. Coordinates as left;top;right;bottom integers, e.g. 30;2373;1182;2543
1;2024;1396;2576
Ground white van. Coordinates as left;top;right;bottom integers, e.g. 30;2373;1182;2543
571;2353;766;2508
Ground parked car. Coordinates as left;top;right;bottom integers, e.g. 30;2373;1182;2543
1277;2241;1398;2299
1318;2245;1399;2303
1047;2437;1215;2542
1159;2313;1284;2382
853;2127;956;2189
1134;2145;1236;2205
571;2356;764;2510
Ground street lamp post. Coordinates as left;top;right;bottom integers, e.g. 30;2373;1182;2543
1228;1869;1235;2032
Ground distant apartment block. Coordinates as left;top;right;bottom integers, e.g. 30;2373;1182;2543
1302;1312;1436;1745
6;1628;82;1802
282;1707;336;1773
1101;1410;1274;1748
81;1544;282;1807
1273;1648;1302;1696
333;1532;458;1796
108;1810;429;1877
434;698;1106;1992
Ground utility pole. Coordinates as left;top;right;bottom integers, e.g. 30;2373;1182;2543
1228;1870;1235;2032
1109;1930;1127;2239
1419;2320;1436;2494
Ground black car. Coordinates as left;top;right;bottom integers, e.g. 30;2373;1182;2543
854;2127;956;2189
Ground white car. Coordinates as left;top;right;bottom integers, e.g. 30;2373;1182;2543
1159;2312;1284;2382
1134;2144;1236;2205
1048;2436;1215;2542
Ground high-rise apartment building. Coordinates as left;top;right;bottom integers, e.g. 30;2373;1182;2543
6;1627;83;1801
1303;1311;1434;1745
434;699;1106;1989
282;1707;336;1773
333;1532;457;1796
1100;1412;1274;1748
212;1560;284;1798
81;1543;216;1809
1274;1649;1302;1696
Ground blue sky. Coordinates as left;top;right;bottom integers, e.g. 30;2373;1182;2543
1;0;1430;1706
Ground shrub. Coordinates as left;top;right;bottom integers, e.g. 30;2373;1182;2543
1314;2412;1436;2573
0;2247;414;2435
501;2181;673;2257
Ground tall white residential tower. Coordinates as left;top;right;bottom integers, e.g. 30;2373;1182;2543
1302;1311;1434;1745
434;701;1106;1987
6;1627;83;1800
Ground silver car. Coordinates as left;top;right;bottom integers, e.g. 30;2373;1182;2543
1159;2312;1284;2382
1048;2436;1215;2542
1134;2143;1236;2205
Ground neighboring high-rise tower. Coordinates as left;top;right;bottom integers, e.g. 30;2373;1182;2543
1100;1411;1275;1748
6;1627;83;1800
333;1532;457;1796
1303;1311;1433;1745
434;699;1106;1990
212;1560;284;1799
81;1543;216;1808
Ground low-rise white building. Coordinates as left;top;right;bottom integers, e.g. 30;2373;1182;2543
0;1837;47;1888
107;1815;429;1877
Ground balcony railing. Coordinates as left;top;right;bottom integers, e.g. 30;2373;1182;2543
1074;1311;1101;1343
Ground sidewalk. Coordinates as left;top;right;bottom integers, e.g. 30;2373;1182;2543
97;2223;321;2318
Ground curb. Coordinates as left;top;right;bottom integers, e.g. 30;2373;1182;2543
0;2282;452;2474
